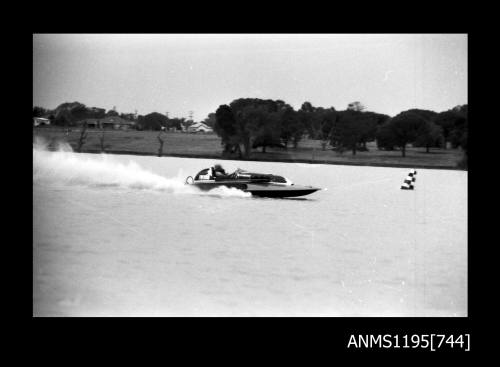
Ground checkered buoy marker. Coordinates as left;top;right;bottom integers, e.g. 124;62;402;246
400;169;417;190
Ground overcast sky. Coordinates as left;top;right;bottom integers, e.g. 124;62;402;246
33;33;467;121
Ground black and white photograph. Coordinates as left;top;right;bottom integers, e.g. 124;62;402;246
33;33;467;317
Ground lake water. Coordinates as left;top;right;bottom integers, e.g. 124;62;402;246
33;144;467;316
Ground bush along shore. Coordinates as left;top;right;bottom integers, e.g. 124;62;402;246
34;127;466;171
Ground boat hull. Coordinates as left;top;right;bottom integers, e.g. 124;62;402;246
191;181;320;198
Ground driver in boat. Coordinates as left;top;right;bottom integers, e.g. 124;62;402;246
211;164;228;179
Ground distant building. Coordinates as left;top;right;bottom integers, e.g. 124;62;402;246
78;118;99;128
78;116;136;130
186;122;213;133
33;117;51;127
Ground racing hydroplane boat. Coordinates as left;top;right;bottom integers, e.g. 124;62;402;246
185;167;321;198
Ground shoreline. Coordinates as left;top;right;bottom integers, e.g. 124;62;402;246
73;149;465;171
34;128;466;171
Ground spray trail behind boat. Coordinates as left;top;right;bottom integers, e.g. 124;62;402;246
32;138;251;198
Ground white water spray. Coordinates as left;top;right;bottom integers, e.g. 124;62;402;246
33;137;251;198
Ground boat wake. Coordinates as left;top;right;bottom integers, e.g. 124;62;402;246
33;137;251;198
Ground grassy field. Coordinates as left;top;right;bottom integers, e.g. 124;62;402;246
33;127;465;169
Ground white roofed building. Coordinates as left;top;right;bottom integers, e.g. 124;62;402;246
33;117;51;127
186;122;213;133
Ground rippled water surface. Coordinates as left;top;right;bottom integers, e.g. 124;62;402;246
33;148;467;316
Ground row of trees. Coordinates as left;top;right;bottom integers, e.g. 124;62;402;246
33;99;468;165
135;112;196;131
213;98;389;158
33;102;197;131
33;102;133;126
213;98;468;160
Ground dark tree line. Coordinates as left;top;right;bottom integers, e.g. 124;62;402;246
376;106;468;157
213;99;390;158
33;102;128;127
34;99;468;167
212;98;468;162
136;112;189;131
214;98;302;158
32;102;191;132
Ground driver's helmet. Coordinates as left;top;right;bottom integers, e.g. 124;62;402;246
214;164;225;173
